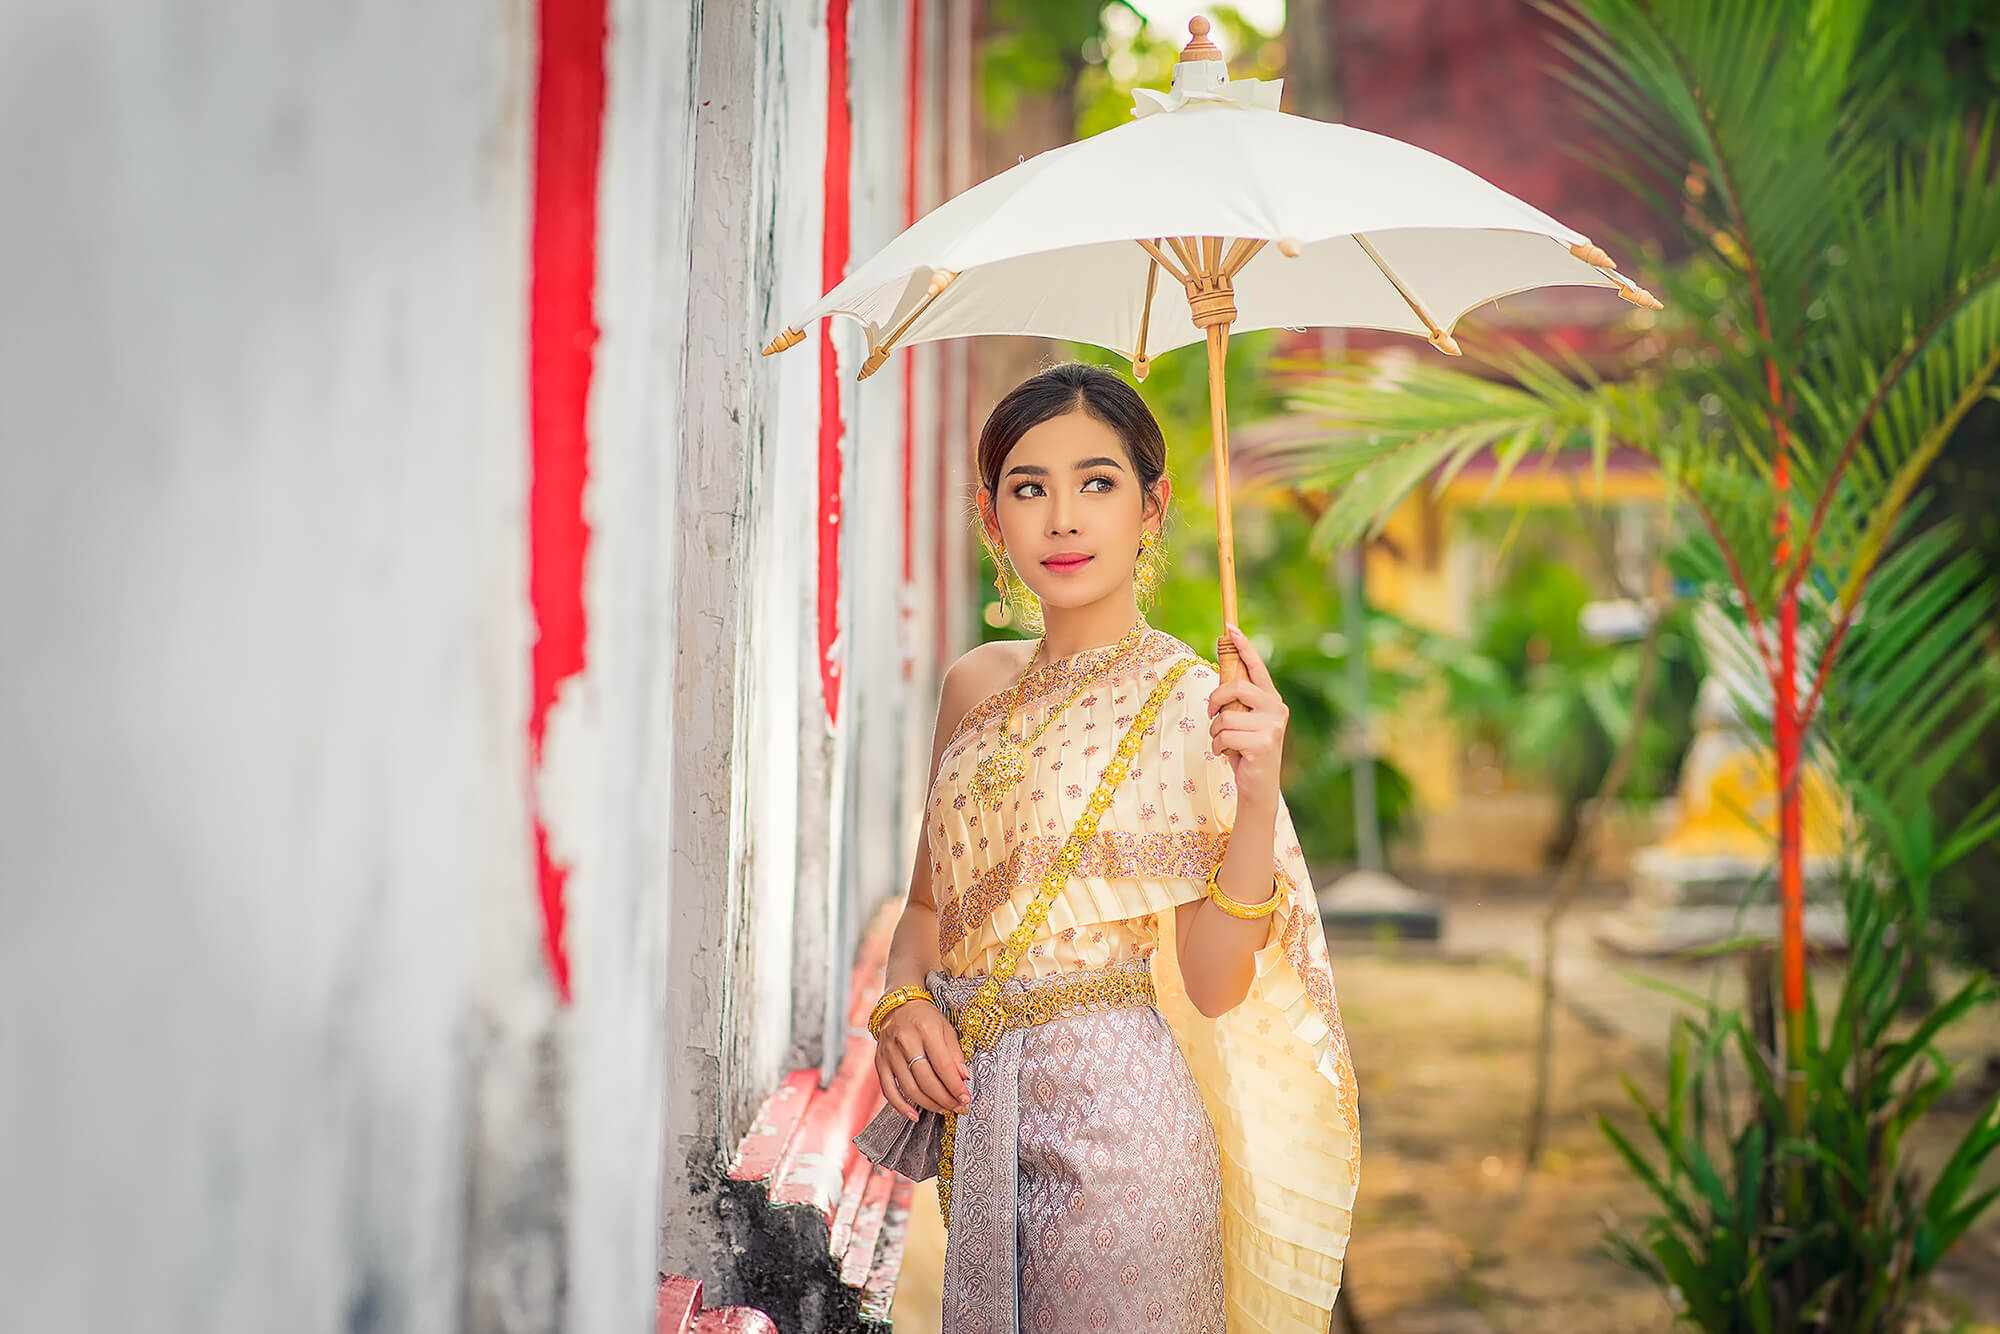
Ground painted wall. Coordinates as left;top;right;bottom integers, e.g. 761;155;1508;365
0;0;967;1327
0;3;546;1330
662;0;974;1300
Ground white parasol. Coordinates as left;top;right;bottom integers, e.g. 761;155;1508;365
767;16;1659;682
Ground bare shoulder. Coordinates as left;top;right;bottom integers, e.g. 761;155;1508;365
927;640;1036;761
938;639;1035;724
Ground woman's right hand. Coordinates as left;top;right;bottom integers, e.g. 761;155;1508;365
873;998;973;1120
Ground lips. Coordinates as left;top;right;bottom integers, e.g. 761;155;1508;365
1041;552;1094;574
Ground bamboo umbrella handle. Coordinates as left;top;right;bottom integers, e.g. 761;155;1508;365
1206;322;1249;696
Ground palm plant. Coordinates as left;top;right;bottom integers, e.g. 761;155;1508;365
1600;522;2000;1328
1252;0;2000;1217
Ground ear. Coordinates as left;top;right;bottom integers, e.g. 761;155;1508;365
976;488;1003;548
1143;477;1173;534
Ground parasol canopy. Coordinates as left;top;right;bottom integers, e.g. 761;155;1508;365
766;16;1657;678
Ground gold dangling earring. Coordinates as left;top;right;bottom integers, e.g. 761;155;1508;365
993;539;1008;599
1135;530;1162;605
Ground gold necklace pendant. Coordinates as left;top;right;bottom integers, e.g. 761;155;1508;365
969;734;1027;811
966;620;1148;814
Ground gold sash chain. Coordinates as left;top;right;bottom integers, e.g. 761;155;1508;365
939;656;1197;1223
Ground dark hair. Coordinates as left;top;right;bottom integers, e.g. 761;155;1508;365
976;363;1168;509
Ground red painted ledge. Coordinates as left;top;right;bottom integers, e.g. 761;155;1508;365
657;1274;777;1334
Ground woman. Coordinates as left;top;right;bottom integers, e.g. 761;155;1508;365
855;363;1358;1334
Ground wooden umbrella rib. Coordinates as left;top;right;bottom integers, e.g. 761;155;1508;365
1132;253;1160;381
1222;237;1267;278
1137;238;1190;285
1202;235;1223;277
1353;233;1461;355
858;268;958;379
1167;235;1202;274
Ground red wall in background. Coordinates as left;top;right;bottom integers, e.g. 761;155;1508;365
1331;0;1662;253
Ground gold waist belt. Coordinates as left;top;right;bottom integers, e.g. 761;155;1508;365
949;965;1157;1044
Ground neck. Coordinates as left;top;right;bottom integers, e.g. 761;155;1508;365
1037;587;1143;661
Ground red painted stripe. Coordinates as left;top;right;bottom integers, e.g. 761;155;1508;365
527;0;606;1003
818;0;853;724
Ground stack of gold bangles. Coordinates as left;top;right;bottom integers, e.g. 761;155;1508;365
1204;865;1285;919
867;984;934;1039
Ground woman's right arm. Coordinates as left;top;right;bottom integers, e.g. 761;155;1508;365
872;646;1008;1121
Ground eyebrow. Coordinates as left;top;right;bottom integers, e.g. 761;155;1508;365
1004;455;1128;480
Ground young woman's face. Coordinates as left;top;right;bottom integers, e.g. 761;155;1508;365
982;408;1166;616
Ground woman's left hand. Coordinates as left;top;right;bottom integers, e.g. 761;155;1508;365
1206;624;1287;809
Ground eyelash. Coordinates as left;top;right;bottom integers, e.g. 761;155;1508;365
1011;473;1118;500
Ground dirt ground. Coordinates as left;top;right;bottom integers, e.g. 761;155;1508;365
891;945;2000;1333
1338;951;2000;1334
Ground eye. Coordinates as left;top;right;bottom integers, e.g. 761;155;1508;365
1081;473;1117;493
1010;480;1046;500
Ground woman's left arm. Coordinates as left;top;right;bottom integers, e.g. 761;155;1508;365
1174;624;1289;1018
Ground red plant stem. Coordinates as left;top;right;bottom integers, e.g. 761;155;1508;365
1776;589;1804;1013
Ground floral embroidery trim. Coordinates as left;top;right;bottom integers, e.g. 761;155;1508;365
936;828;1230;955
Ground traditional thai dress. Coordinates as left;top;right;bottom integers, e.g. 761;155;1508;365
858;628;1359;1334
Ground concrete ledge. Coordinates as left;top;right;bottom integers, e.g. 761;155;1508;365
720;901;911;1331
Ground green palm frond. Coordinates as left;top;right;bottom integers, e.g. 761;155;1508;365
1816;520;2000;849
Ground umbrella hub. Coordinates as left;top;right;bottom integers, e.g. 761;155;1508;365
1183;271;1238;330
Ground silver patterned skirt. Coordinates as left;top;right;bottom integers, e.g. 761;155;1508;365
859;958;1225;1334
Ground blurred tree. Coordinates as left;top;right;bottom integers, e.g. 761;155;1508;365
1251;0;2000;1243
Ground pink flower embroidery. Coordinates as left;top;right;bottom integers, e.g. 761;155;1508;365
1182;779;1198;794
1139;804;1157;820
1177;717;1197;733
1030;789;1046;802
1066;784;1082;799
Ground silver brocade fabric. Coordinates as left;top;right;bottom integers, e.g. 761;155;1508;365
932;960;1225;1334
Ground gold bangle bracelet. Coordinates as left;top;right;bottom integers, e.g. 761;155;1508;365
1204;866;1284;919
867;985;935;1039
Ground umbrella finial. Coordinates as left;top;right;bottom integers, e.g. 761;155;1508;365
1180;16;1223;64
762;327;806;356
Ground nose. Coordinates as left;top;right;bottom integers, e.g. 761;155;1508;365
1046;489;1080;536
